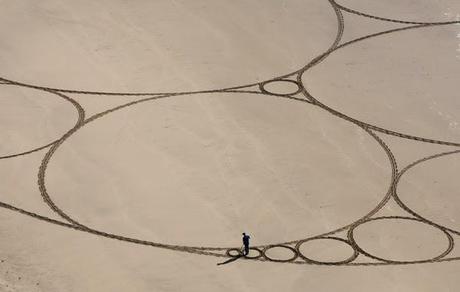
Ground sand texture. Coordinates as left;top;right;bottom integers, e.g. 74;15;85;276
0;0;460;291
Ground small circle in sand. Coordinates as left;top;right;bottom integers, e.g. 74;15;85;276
260;79;302;96
263;245;298;262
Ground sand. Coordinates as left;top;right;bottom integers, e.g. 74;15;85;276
0;0;459;291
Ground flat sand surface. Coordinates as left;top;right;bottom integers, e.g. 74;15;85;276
1;1;460;291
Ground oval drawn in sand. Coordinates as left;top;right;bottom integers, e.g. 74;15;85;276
297;237;357;264
45;93;391;247
350;217;452;263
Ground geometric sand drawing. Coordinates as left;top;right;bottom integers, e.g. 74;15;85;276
1;3;460;288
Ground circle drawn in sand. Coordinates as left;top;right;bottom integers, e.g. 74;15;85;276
297;237;358;264
45;93;391;247
349;216;453;263
263;245;298;262
260;79;302;96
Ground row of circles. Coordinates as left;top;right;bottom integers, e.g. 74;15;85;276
227;236;359;265
226;216;454;265
226;237;357;265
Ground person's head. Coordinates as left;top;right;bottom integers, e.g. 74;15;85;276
242;232;246;236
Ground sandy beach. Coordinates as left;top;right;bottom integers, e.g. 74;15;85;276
0;0;459;291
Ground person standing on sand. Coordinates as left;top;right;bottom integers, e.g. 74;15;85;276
216;233;251;265
242;233;250;256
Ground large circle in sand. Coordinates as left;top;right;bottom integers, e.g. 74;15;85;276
397;152;460;233
0;0;337;92
350;217;452;262
0;85;79;158
45;93;391;246
303;25;460;143
335;0;460;23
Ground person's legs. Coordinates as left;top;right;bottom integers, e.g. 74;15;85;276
244;245;249;256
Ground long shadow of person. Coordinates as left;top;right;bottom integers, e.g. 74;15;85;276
217;254;242;266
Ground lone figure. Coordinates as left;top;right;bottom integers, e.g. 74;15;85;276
242;233;250;256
